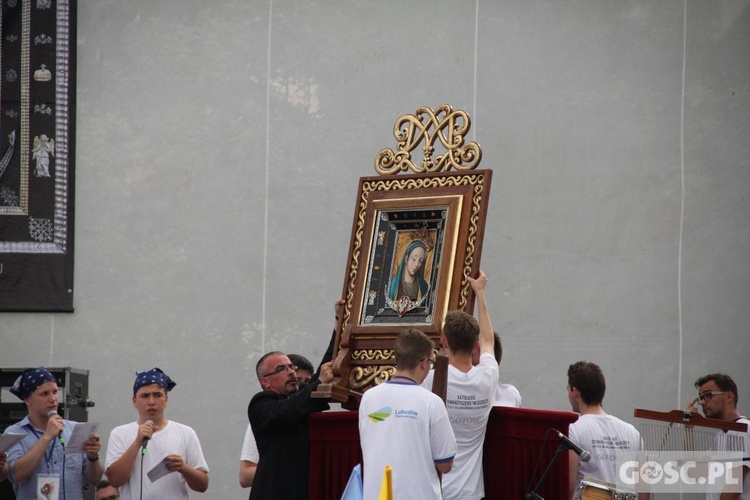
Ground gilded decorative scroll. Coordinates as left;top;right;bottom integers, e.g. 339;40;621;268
375;104;482;175
351;348;394;361
350;365;396;390
349;348;445;390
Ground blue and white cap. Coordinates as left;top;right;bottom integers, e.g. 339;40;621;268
9;367;57;400
133;367;176;395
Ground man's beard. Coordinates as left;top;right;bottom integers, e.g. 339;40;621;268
284;381;300;395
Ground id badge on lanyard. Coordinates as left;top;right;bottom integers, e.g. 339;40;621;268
37;474;60;500
30;426;61;500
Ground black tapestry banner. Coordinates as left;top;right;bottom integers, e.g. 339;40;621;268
0;0;76;311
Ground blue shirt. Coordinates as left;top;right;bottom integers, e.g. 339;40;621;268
5;417;91;500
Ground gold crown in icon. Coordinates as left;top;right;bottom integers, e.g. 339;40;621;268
411;223;434;252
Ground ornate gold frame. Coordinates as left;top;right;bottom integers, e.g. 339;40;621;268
314;105;492;408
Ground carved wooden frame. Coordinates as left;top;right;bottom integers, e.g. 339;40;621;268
314;105;492;408
328;170;492;407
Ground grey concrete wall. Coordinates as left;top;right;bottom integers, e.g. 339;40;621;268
1;1;748;497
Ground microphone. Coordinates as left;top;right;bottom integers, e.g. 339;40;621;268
47;410;65;445
141;420;155;452
553;428;591;462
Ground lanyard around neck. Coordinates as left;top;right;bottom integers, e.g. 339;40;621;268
390;375;418;385
29;425;58;467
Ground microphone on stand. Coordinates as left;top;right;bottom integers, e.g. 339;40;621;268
552;428;591;462
47;410;65;445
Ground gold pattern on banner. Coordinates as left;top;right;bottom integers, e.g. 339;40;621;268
375;104;482;175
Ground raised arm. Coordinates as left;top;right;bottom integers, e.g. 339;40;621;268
315;299;346;378
467;269;494;355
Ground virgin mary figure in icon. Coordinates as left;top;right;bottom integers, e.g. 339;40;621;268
386;229;432;316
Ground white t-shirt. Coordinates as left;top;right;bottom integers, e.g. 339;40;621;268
568;413;641;500
105;420;209;500
240;423;259;462
493;382;522;407
422;352;498;500
359;378;457;500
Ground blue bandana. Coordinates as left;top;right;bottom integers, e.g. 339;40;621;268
9;367;57;400
133;367;176;395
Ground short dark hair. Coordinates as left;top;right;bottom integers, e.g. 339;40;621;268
394;329;434;370
288;353;314;374
695;373;738;404
255;351;285;380
96;480;114;491
568;361;606;406
493;332;503;365
442;310;479;355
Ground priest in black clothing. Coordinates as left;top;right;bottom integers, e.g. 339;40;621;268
247;351;333;499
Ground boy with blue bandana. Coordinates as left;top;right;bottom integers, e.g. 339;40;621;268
5;366;102;500
105;368;209;499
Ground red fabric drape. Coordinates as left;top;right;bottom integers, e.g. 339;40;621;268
309;407;578;499
309;411;362;499
483;407;579;499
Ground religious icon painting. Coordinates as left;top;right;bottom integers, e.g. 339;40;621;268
361;208;445;324
340;169;493;338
